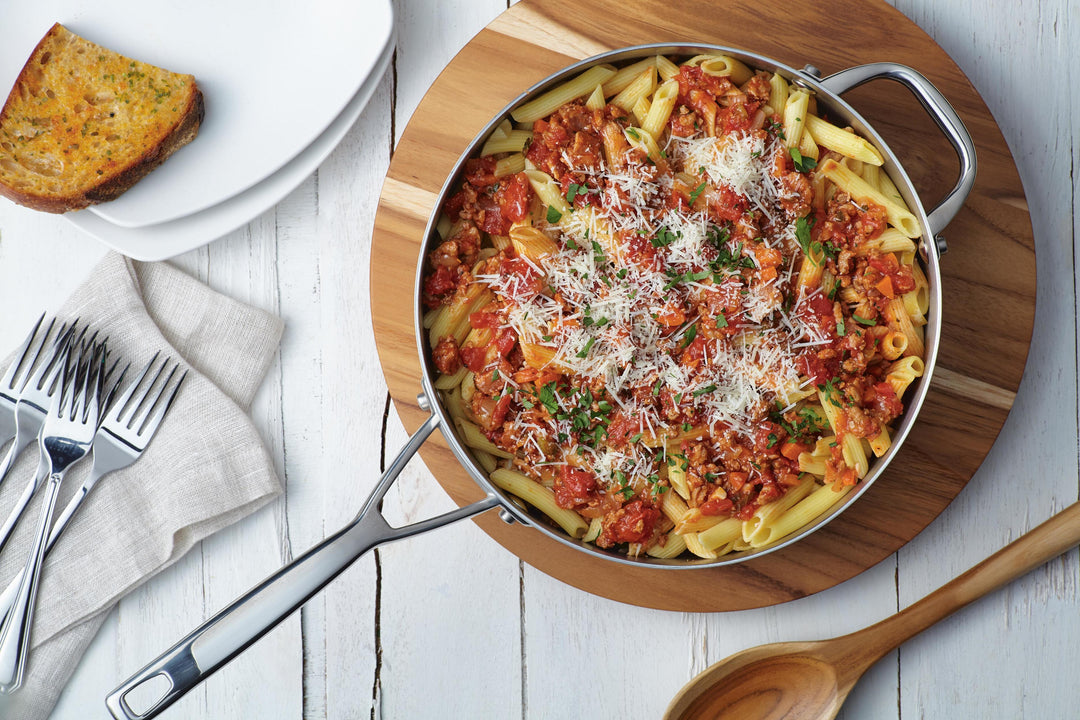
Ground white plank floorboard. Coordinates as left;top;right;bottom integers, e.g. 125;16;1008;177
0;1;1069;718
889;1;1080;717
375;4;524;719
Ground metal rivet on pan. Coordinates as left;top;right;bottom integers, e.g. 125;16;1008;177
416;392;430;411
935;234;948;255
801;64;822;79
499;509;517;525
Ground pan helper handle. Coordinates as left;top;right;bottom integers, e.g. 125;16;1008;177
818;62;977;243
105;412;499;720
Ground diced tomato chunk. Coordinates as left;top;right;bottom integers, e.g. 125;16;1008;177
700;497;734;516
460;345;488;372
495;173;532;224
469;309;501;329
422;266;458;308
864;382;904;422
554;466;598;509
780;441;812;461
494;327;517;357
603;500;660;545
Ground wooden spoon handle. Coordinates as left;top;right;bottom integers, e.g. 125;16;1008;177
838;501;1080;670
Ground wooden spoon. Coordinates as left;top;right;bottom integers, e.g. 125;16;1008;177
664;501;1080;720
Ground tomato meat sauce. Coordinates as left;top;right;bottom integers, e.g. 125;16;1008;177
422;54;926;559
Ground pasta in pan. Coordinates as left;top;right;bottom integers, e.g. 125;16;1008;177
422;54;926;558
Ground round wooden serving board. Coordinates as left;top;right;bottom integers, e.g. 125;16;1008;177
370;0;1035;611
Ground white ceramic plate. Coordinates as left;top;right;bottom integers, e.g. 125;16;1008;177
64;40;393;261
0;0;393;228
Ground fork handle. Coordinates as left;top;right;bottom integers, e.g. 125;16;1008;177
0;418;37;489
0;475;99;629
0;454;50;556
106;413;500;720
0;472;62;693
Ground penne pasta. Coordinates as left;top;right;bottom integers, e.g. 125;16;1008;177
612;67;657;111
493;153;525;177
491;468;589;538
646;530;688;558
512;64;617;123
782;89;810;149
584;83;606;111
601;57;656;96
654;54;680;82
768;72;789;115
510;224;559;261
804;115;884;165
643;79;679;138
481;129;533;156
423;52;929;560
818;159;920;237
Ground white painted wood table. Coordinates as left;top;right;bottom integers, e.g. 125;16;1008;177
0;1;1073;717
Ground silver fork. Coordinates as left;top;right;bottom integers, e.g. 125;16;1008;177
0;315;74;486
0;339;106;693
0;314;48;450
0;326;95;556
0;355;186;629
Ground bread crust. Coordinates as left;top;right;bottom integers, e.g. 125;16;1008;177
0;23;204;214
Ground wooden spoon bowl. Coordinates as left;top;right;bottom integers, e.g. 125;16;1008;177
664;502;1080;720
666;644;847;720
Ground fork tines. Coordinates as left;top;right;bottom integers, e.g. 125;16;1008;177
1;315;76;403
107;353;187;442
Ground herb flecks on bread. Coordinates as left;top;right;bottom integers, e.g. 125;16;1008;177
0;23;203;213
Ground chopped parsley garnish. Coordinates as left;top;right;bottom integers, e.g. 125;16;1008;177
816;377;845;407
665;267;712;290
711;240;755;272
797;408;823;426
770;403;827;441
546;205;563;224
652;225;680;248
789;146;818;173
688;180;707;205
836;317;846;337
539;382;559;414
566;182;587;203
766;433;778;448
795;215;814;256
692;384;717;397
706;224;731;248
681;323;698;348
715;311;728;328
853;314;877;326
629;432;643;444
576;337;596;358
591;239;606;265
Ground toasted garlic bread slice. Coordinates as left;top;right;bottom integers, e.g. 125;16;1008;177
0;23;204;213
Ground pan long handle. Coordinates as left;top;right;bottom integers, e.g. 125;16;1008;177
105;412;499;720
818;62;977;242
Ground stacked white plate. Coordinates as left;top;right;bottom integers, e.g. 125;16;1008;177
0;1;395;261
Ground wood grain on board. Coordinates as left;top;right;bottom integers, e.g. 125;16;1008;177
370;0;1035;611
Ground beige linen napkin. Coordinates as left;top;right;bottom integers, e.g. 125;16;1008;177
0;252;284;719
